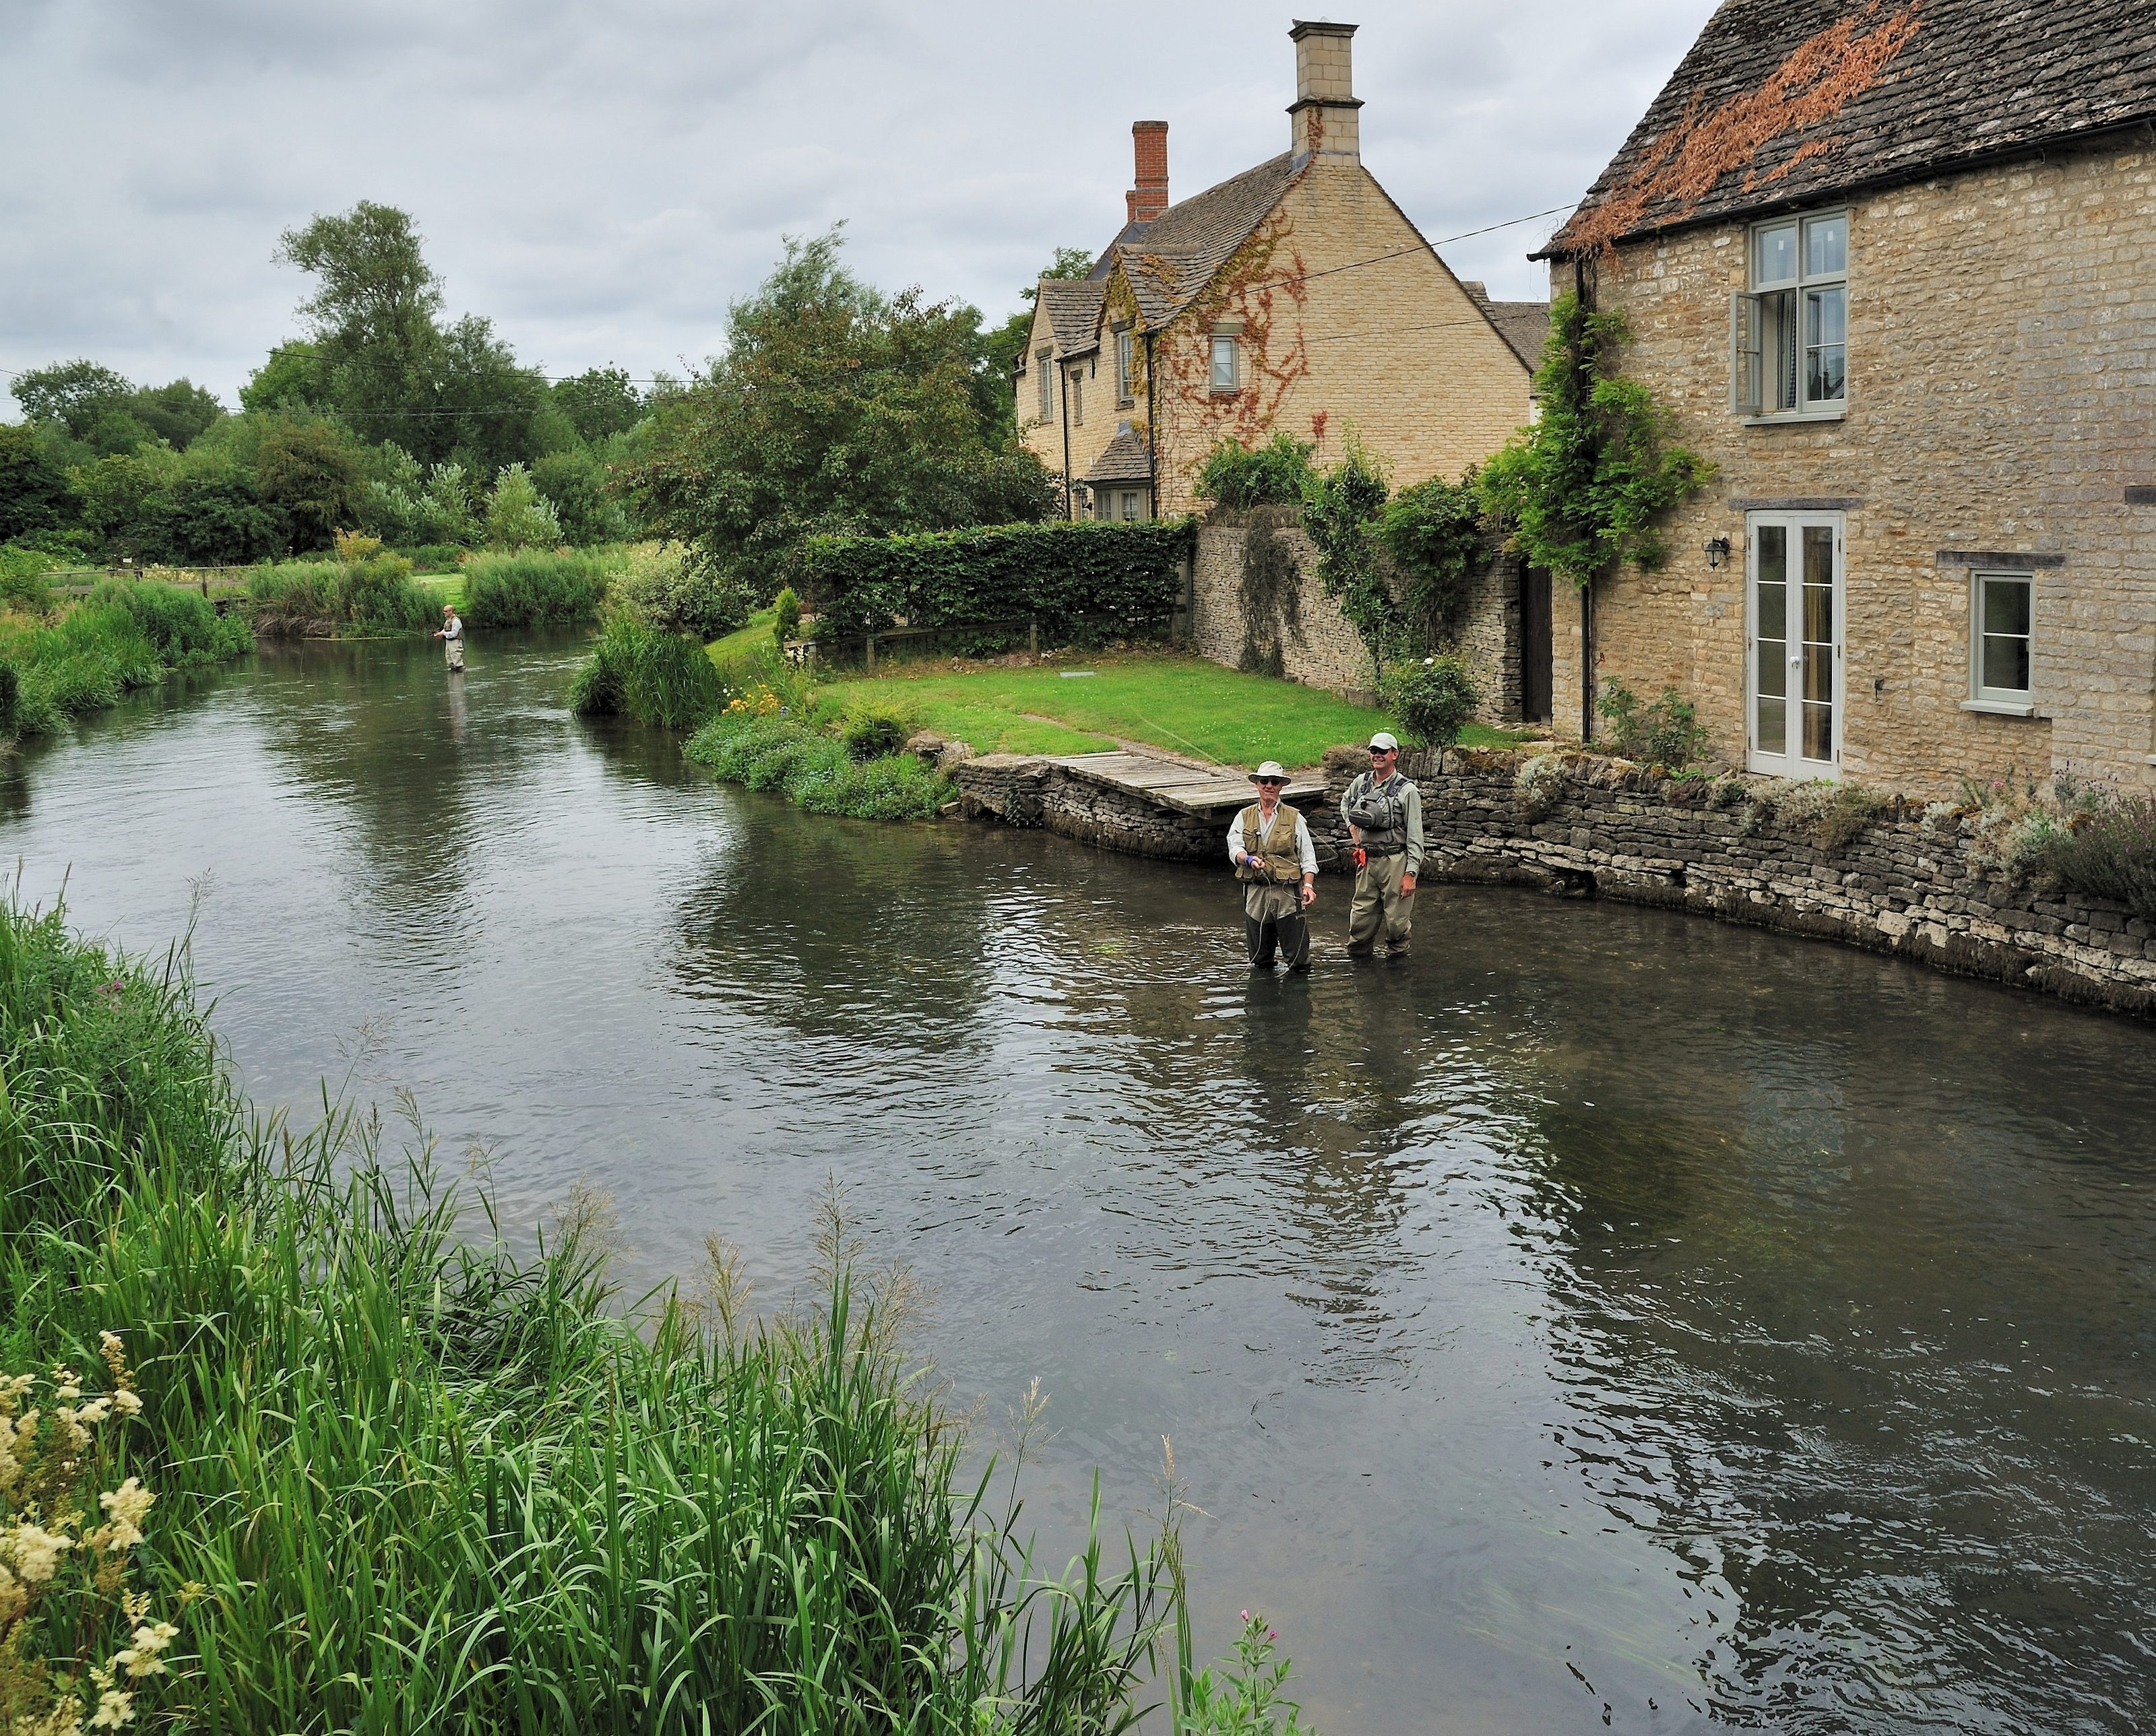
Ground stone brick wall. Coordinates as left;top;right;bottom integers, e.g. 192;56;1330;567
1337;746;2156;1017
1192;509;1527;717
1554;141;2156;798
953;753;1236;860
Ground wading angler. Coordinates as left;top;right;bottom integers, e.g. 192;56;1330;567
1230;761;1317;971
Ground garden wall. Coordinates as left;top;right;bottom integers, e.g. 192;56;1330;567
1341;747;2156;1017
1191;509;1523;718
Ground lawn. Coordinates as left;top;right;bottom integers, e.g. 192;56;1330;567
707;606;779;667
827;650;1532;768
416;571;466;609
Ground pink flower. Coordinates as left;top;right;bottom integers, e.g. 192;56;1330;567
1240;1610;1250;1622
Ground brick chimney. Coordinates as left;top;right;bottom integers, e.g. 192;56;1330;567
1127;121;1170;224
1288;20;1360;166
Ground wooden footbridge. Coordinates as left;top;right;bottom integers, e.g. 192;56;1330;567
1036;748;1327;815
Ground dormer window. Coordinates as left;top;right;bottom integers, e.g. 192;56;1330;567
1734;211;1847;419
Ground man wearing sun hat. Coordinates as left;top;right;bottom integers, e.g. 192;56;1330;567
1228;761;1317;971
1340;731;1423;957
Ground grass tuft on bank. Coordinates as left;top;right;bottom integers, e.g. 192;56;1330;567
0;578;253;738
0;898;1215;1732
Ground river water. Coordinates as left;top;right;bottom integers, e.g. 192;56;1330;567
8;636;2153;1733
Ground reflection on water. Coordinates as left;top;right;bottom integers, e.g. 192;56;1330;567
9;637;2154;1735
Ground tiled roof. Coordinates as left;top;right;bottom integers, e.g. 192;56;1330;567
1109;154;1303;331
1082;426;1154;486
1038;279;1106;358
1547;0;2156;256
1471;292;1552;372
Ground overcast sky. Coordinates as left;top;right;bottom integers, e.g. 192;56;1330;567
0;0;1715;415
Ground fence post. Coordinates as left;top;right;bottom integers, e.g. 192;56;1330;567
866;635;877;674
1028;618;1039;655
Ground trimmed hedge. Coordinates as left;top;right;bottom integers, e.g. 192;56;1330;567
805;519;1193;639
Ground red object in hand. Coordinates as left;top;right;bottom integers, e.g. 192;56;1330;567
1354;847;1367;869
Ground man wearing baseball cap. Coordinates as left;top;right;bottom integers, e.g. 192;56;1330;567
1340;732;1423;957
1228;761;1317;971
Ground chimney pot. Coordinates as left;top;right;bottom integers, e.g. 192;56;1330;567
1287;20;1361;166
1130;120;1170;224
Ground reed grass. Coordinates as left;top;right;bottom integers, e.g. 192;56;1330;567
245;555;441;638
686;713;955;822
0;581;252;738
1;898;1200;1732
569;616;730;731
463;550;615;630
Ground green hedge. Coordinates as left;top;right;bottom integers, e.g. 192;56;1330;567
805;519;1193;639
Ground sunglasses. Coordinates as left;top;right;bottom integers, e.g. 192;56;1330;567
1255;777;1285;787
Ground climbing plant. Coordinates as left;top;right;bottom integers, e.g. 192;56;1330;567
1236;513;1302;676
1300;435;1395;678
1478;290;1713;586
1378;468;1488;645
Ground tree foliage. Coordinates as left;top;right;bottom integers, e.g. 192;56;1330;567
1479;290;1714;586
551;366;644;445
255;420;364;550
625;229;1057;602
0;426;73;542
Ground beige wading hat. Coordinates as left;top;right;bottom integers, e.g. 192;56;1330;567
1248;761;1290;783
1367;731;1399;751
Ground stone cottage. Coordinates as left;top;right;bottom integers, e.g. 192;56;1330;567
1537;0;2156;797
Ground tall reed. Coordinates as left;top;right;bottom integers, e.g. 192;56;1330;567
569;616;728;731
0;581;251;737
463;550;615;630
1;900;1186;1733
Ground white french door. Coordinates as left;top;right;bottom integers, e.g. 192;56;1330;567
1746;513;1843;778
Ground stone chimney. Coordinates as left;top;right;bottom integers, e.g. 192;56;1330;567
1127;121;1170;224
1288;20;1360;166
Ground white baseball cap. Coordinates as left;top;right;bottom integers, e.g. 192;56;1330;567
1367;732;1399;752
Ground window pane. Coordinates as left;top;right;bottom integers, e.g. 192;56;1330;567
1806;286;1846;347
1755;695;1787;754
1756;636;1786;699
1754;224;1798;286
1758;580;1786;641
1807;345;1847;405
1802;525;1835;587
1802;698;1834;762
1757;524;1787;586
1803;641;1834;703
1804;214;1847;278
1983;634;2031;693
1984;577;2031;637
1772;290;1799;410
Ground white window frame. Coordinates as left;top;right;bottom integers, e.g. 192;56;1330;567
1118;488;1145;521
1069;364;1083;426
1732;209;1847;422
1744;510;1845;779
1036;348;1052;422
1115;328;1134;404
1210;334;1239;394
1967;570;2037;715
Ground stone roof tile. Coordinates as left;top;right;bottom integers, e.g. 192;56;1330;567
1082;426;1154;486
1548;0;2156;256
1038;280;1106;358
1110;154;1302;330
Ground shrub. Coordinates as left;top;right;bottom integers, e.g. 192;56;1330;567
806;519;1191;639
0;544;55;614
1596;679;1713;770
463;549;612;629
1377;470;1488;643
840;707;911;762
612;542;755;640
687;713;953;821
1195;433;1317;509
1740;778;1887;849
2038;786;2156;916
485;462;564;550
773;585;802;651
1515;752;1568;820
1380;653;1482;750
1302;438;1395;676
569;616;727;729
246;553;436;637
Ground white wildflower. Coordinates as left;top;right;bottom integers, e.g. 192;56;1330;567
88;1687;134;1729
110;1389;143;1418
96;1478;154;1551
113;1619;179;1677
5;1520;75;1582
73;1396;113;1425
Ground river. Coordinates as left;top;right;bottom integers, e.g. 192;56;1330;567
9;635;2153;1734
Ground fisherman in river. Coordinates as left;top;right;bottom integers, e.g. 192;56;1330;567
435;603;466;674
1230;761;1317;973
1341;731;1423;957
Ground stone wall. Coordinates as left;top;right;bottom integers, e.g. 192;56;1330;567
1193;509;1526;718
1557;141;2156;796
954;754;1233;860
1336;746;2156;1017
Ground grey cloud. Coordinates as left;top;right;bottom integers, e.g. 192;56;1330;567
3;0;1716;410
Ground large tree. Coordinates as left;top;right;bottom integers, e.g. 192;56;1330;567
11;360;134;438
625;230;1055;600
0;425;75;542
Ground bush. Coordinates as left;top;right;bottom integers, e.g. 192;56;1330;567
1377;470;1488;643
0;544;56;614
1380;653;1482;750
807;519;1192;639
773;585;802;650
612;542;755;640
1597;679;1713;770
569;616;728;729
840;707;911;761
1195;433;1317;509
2043;787;2156;916
687;713;953;821
463;549;612;629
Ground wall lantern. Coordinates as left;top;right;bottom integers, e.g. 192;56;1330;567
1703;536;1732;570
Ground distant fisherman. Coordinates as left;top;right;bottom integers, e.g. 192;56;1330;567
435;603;466;673
1341;732;1422;957
1230;761;1317;973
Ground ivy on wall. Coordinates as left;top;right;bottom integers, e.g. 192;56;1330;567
1478;290;1713;587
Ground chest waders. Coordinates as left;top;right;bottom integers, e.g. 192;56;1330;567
1236;802;1310;972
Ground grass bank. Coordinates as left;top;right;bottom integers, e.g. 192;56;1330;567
831;650;1534;766
3;901;1311;1731
0;579;252;738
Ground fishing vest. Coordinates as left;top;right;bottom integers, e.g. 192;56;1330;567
1236;802;1303;885
1345;771;1411;856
